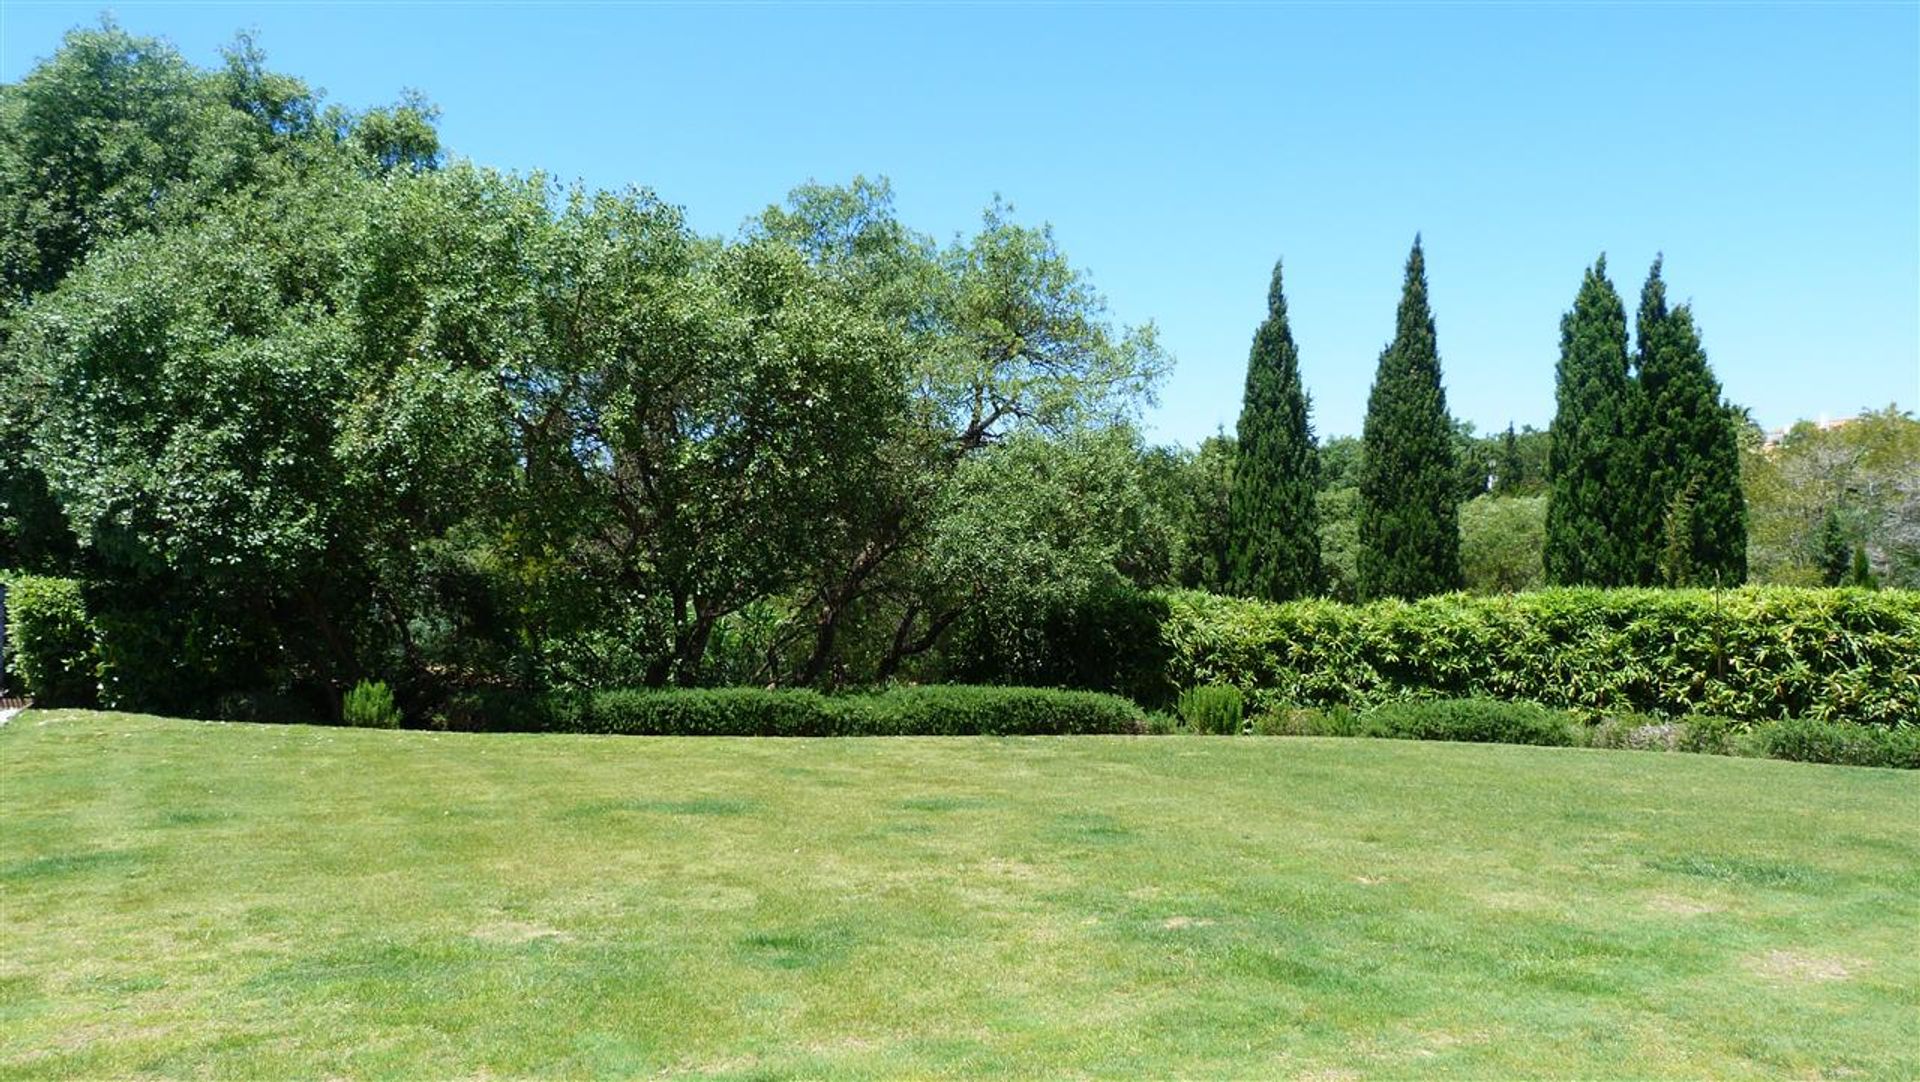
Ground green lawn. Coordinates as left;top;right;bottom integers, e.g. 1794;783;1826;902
2;711;1916;1079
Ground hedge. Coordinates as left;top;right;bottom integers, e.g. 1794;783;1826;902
448;685;1147;736
1162;587;1920;724
1;574;97;706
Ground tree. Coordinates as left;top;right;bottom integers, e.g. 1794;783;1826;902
1544;256;1641;585
1460;495;1548;594
1225;261;1321;600
1635;258;1746;585
1357;237;1461;599
1492;424;1524;495
1817;507;1852;586
1743;406;1920;588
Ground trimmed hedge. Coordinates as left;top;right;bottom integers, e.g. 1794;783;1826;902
449;685;1146;737
1;574;97;706
1162;587;1920;724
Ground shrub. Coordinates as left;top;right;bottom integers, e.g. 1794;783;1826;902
859;685;1145;736
1;574;98;706
1676;714;1741;755
1756;718;1920;769
341;679;401;729
1250;704;1361;736
1587;715;1680;752
1161;587;1920;725
467;685;1149;737
1176;685;1244;735
1360;699;1579;747
211;689;326;726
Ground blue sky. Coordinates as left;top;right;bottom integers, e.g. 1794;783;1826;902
3;2;1916;445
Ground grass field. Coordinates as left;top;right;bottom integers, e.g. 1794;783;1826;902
3;710;1916;1079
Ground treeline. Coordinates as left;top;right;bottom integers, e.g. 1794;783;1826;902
1;24;1176;715
1215;245;1750;603
1;24;1913;723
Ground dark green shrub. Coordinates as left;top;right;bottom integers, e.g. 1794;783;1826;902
1756;718;1920;769
1177;685;1244;735
1360;699;1579;747
475;685;1146;737
1162;587;1920;725
1;574;97;706
342;679;401;729
584;687;849;736
858;686;1145;736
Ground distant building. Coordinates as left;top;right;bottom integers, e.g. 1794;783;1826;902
1762;413;1859;450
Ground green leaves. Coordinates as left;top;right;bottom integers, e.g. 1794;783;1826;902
1226;260;1321;602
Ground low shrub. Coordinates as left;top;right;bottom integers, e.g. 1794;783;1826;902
1360;699;1580;747
1176;685;1244;735
455;685;1148;737
858;685;1145;736
1250;704;1363;737
342;680;401;729
1676;714;1742;756
1;574;97;706
1755;718;1920;769
210;689;327;726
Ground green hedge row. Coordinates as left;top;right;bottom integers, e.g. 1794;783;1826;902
447;684;1147;736
1253;699;1917;768
0;574;97;706
1162;587;1920;724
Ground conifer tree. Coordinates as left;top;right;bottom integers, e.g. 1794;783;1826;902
1226;260;1321;600
1545;257;1642;585
1492;422;1525;496
1357;237;1460;599
1634;258;1747;585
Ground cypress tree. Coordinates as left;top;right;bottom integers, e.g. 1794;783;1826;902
1545;256;1641;585
1492;422;1525;496
1357;237;1460;599
1817;507;1851;586
1226;260;1321;600
1635;257;1747;585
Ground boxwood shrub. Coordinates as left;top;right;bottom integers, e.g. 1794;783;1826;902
449;685;1146;737
1162;587;1919;724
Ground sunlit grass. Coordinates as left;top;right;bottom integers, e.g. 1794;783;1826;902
2;710;1915;1079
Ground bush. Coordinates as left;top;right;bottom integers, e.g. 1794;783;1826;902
341;679;401;729
1756;718;1920;769
1359;699;1580;747
457;684;1149;737
1250;704;1362;737
1;574;98;706
1177;685;1244;735
1162;587;1920;724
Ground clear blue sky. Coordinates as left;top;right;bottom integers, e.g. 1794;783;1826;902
4;2;1916;445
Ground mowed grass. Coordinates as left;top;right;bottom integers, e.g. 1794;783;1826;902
2;712;1916;1079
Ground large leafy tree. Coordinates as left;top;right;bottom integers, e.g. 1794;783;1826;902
1225;261;1321;600
1357;237;1460;599
753;181;1167;685
0;23;439;574
1544;257;1642;585
1634;258;1746;585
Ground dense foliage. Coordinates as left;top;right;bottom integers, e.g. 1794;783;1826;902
1225;261;1320;600
0;574;95;705
1357;239;1461;599
453;685;1145;736
1635;259;1747;585
1545;258;1644;585
1162;587;1919;724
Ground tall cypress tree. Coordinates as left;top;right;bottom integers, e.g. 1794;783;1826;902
1635;258;1747;585
1545;256;1641;585
1226;260;1321;600
1357;237;1460;600
1492;422;1525;495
